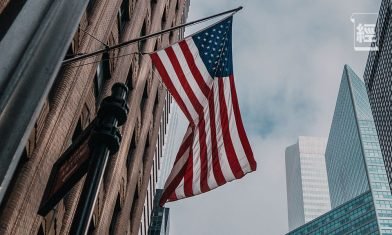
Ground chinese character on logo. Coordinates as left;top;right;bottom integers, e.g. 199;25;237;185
356;24;376;43
351;13;378;51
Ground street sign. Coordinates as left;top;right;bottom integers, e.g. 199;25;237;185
38;120;95;216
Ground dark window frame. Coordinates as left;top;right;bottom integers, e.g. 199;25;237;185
118;0;130;37
94;51;110;102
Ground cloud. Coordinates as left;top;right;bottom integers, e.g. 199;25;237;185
167;0;382;234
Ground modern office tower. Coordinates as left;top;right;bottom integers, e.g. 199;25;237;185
287;65;392;235
157;103;179;189
285;136;331;231
148;189;170;235
140;103;178;235
364;0;392;193
0;1;189;235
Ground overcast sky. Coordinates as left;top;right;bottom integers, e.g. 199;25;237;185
164;0;382;234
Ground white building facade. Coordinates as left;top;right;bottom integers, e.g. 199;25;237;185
285;136;331;231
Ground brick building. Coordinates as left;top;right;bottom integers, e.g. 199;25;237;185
0;0;189;234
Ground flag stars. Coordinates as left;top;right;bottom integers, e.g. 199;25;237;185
192;19;232;76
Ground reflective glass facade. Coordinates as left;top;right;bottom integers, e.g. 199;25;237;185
287;191;379;235
286;137;331;231
364;0;392;199
148;189;170;235
326;66;370;208
288;66;392;234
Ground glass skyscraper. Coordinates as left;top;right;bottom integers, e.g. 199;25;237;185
287;65;392;235
364;0;392;194
148;189;170;235
286;136;331;231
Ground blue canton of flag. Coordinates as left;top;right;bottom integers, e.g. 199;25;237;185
193;17;233;77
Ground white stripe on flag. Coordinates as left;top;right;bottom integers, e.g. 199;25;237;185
191;126;202;195
186;39;214;86
222;77;252;173
175;178;185;199
157;50;199;120
213;82;235;181
204;105;218;189
172;43;209;104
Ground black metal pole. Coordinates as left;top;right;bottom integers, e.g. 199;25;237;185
70;83;129;235
62;6;243;65
70;145;110;235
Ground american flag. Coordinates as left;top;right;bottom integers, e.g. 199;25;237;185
150;16;257;206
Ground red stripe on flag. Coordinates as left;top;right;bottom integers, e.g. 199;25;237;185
208;86;226;186
198;115;210;193
173;125;193;165
165;47;203;115
218;78;245;178
168;194;178;201
183;146;194;197
150;53;194;123
178;40;211;98
159;132;194;206
229;75;257;171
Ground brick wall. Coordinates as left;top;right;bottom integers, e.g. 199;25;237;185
0;0;188;234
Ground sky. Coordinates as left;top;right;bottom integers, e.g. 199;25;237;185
164;0;382;234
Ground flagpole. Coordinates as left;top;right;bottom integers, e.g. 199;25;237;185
69;83;129;235
63;6;243;65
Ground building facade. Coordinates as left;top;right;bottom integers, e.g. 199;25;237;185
148;189;170;235
364;0;392;194
0;1;189;235
288;191;379;235
285;136;331;231
288;65;392;235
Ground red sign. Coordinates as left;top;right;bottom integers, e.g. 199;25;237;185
38;121;95;216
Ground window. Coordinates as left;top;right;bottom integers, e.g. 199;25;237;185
129;189;139;232
161;7;167;30
139;20;147;54
37;225;45;235
109;195;121;235
94;52;110;102
118;0;129;36
72;120;83;143
126;63;134;90
126;131;136;167
86;0;95;15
